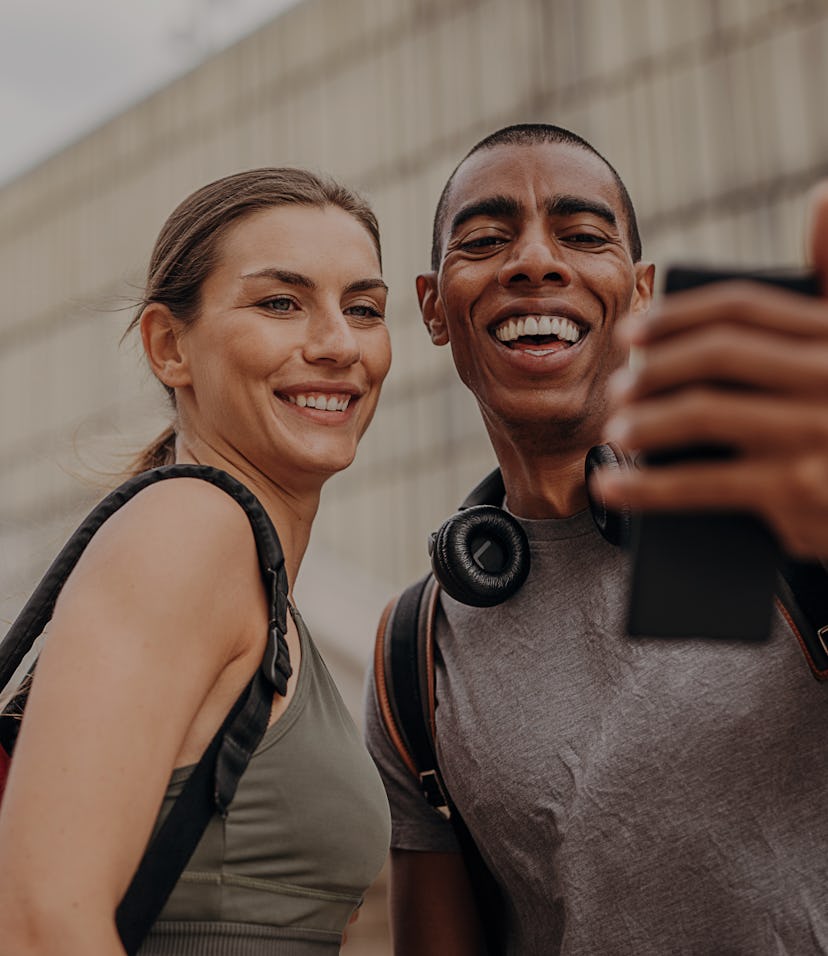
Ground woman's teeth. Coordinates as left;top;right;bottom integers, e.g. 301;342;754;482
495;315;581;344
286;394;351;412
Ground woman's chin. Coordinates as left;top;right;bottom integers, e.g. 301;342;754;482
292;445;359;483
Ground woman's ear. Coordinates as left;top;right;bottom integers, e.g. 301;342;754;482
416;272;449;346
140;303;192;388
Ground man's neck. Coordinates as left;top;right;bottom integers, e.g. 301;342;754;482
492;440;593;519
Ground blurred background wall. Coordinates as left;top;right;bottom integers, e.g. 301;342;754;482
1;0;827;950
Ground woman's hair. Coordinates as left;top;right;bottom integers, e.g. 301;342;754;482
126;167;382;475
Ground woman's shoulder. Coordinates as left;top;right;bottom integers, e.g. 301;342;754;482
47;473;269;675
69;474;265;613
110;473;258;549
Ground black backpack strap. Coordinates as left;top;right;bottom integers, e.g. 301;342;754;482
0;464;291;695
374;573;506;953
115;668;274;955
0;464;292;954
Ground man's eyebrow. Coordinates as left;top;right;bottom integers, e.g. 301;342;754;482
544;195;618;229
240;268;316;289
449;195;525;237
344;277;388;294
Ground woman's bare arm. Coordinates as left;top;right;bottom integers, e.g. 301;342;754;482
0;479;267;955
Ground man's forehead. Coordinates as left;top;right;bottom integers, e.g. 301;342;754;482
445;141;622;220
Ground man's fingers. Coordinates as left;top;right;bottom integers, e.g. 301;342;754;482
807;180;828;296
620;280;828;346
610;327;828;401
594;455;828;557
605;389;828;457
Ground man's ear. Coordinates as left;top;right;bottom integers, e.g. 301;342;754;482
632;261;656;316
140;303;192;388
416;271;449;346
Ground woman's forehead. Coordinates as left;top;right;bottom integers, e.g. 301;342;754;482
216;204;381;275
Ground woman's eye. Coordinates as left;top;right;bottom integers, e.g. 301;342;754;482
346;303;385;321
260;295;297;312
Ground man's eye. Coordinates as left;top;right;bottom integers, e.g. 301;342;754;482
564;232;608;246
460;235;506;252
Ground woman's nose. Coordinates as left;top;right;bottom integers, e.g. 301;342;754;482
302;310;361;366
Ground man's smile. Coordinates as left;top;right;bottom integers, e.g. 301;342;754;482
494;314;583;351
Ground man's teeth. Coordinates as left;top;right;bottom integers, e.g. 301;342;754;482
495;315;581;344
287;394;351;412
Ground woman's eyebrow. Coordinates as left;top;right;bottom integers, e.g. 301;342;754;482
544;195;617;229
449;195;524;237
240;268;316;288
344;278;388;294
239;270;386;295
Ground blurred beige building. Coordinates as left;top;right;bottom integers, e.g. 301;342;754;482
2;0;827;951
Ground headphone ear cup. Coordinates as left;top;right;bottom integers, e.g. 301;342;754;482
430;505;531;607
585;442;634;547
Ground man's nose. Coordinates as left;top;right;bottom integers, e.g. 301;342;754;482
498;235;572;287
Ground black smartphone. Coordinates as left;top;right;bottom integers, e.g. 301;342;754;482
626;265;820;641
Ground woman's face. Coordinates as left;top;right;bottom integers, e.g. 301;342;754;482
174;203;391;484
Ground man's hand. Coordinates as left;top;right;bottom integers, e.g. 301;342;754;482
595;183;828;560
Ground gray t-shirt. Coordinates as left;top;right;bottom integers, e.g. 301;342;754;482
365;509;828;955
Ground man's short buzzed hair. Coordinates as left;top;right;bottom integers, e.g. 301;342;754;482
430;123;642;270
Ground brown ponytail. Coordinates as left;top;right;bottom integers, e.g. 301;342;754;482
127;426;177;478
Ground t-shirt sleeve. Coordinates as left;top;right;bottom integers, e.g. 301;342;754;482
363;662;460;853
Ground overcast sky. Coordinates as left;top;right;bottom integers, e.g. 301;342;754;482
0;0;299;186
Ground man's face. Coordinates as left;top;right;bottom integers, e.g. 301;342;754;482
418;142;653;449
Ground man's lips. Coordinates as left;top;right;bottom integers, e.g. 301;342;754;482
488;300;588;348
494;313;582;346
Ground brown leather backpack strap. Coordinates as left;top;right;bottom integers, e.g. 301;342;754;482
373;594;419;779
373;573;450;818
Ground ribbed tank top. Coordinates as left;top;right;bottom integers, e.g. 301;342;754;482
138;607;391;955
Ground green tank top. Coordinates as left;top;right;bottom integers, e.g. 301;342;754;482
138;606;391;955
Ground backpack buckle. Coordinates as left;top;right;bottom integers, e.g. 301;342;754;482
419;769;451;820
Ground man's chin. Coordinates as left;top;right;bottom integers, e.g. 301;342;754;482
483;402;601;447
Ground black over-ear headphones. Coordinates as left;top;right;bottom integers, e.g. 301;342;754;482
428;443;633;607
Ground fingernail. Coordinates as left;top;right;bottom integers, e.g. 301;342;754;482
620;308;659;346
589;466;625;508
602;413;630;444
628;345;645;373
607;367;634;401
615;315;644;344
